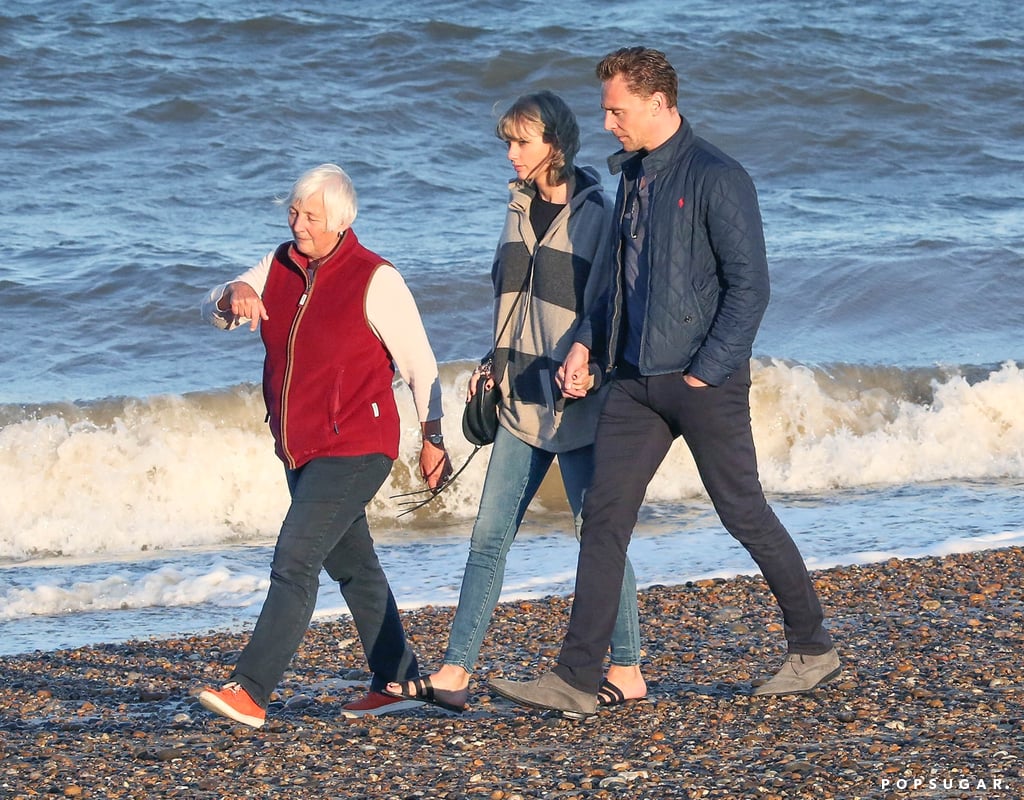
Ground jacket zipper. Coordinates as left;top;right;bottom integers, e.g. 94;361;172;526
608;180;629;372
279;264;316;468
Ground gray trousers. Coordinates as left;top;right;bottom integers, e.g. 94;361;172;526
232;454;418;707
553;362;833;693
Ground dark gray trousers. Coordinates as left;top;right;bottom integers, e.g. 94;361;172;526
553;362;833;693
232;454;417;706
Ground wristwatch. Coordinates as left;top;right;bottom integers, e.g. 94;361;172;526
424;432;445;446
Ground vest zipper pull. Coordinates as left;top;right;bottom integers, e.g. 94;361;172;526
298;292;308;307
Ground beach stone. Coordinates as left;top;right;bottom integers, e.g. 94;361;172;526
154;747;188;761
285;693;312;709
3;547;1024;799
709;606;744;623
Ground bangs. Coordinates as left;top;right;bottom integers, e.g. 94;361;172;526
497;111;543;142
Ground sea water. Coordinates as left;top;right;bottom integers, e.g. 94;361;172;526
1;0;1022;654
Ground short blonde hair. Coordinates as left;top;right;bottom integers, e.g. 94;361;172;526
496;91;579;186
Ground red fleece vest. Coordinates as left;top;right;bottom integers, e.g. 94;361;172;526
259;230;400;468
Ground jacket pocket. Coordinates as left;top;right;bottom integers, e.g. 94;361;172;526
689;275;719;332
328;368;345;435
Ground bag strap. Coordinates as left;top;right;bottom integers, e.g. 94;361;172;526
391;267;534;519
390;444;485;517
487;263;533;381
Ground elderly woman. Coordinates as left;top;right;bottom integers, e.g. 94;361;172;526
198;163;452;727
385;92;647;715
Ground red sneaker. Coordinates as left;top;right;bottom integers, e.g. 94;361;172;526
340;690;422;718
198;682;266;728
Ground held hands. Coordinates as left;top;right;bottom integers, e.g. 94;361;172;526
219;281;269;331
556;342;594;399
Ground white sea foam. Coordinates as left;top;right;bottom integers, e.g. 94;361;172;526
2;359;1022;562
633;359;1024;499
3;521;1022;652
753;359;1024;490
0;564;268;621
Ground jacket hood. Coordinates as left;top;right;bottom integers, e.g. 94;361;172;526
508;164;605;212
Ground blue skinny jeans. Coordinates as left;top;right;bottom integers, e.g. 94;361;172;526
443;424;641;672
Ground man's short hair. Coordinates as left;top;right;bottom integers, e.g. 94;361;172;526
596;47;678;108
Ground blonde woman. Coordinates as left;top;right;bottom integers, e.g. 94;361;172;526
386;92;647;715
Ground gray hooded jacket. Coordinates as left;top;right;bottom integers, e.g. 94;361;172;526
490;165;613;452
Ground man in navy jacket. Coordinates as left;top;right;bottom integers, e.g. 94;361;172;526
490;47;840;717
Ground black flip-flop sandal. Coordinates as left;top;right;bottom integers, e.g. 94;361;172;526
597;679;646;707
384;676;468;713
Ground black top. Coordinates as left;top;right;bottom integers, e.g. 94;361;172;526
529;193;566;240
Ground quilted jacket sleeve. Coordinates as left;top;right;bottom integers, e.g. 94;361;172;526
686;166;770;385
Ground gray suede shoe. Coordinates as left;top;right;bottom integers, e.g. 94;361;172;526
488;671;598;719
752;648;841;696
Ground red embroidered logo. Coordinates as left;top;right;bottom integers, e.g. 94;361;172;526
678;197;685;208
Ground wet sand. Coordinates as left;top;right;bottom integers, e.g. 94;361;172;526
2;547;1022;799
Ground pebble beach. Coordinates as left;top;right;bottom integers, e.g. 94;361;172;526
2;547;1022;800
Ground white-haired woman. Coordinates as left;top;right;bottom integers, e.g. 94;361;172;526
197;163;452;727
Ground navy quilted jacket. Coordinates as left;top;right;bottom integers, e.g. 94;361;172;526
581;118;770;387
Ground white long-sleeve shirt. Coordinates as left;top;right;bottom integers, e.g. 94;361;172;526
201;250;443;422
